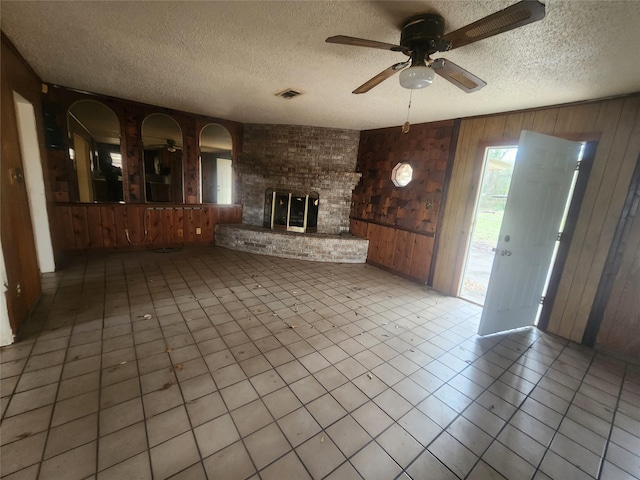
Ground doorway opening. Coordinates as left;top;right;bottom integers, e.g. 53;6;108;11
460;143;582;312
14;93;55;273
199;123;233;204
460;146;517;305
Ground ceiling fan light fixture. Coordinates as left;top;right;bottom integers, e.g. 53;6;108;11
399;65;434;89
166;139;177;152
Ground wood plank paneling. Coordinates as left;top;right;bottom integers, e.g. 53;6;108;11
162;208;174;245
503;112;525;139
392;230;414;274
202;207;214;241
350;219;434;283
100;206;116;249
54;204;242;252
409;234;433;282
351;120;457;283
352;121;456;236
71;206;90;250
432;118;488;293
86;207;105;249
596;190;640;356
126;206;144;246
552;98;639;341
191;208;203;244
482;115;507;141
432;96;640;352
113;206;128;249
350;219;367;239
432;120;472;292
1;35;44;334
553;102;601;137
57;207;75;250
546;99;625;338
531;108;559;135
569;102;640;341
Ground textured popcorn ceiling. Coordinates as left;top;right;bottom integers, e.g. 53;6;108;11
2;1;640;130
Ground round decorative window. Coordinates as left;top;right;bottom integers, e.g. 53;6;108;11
391;162;413;187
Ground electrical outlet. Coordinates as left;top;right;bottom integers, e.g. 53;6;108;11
195;228;202;235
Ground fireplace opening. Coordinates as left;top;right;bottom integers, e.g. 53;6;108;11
264;188;318;233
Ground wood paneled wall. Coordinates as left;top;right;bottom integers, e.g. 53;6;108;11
596;160;640;357
43;86;244;204
350;120;457;282
1;35;46;333
432;96;640;345
54;204;242;252
351;220;433;283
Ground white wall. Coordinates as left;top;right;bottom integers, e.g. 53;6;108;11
14;92;55;273
0;237;14;346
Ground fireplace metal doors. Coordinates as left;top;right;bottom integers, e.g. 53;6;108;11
268;191;318;233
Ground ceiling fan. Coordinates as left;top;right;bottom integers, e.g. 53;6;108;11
326;0;545;94
145;138;182;152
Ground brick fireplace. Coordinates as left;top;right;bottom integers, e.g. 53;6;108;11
235;124;362;235
217;124;368;262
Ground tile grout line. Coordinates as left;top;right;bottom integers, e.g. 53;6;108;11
398;328;548;479
93;257;109;478
596;360;628;480
196;251;400;479
528;346;599;480
36;257;91;480
106;253;509;479
162;250;302;479
3;248;637;480
125;254;157;479
293;300;492;479
318;286;487;478
169;250;263;479
206;258;318;480
0;269;67;425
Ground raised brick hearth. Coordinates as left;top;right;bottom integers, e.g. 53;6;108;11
215;224;369;263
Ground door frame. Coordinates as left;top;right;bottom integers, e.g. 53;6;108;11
537;140;597;331
459;143;519;305
216;157;233;205
455;136;598;331
14;92;56;274
453;138;518;295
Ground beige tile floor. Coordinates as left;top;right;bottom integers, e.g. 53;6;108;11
1;247;639;480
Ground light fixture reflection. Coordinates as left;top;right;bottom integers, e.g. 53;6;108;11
399;65;435;89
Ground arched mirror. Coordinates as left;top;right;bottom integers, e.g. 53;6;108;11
67;100;122;202
142;114;183;203
199;123;233;204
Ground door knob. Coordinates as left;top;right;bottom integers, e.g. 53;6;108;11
501;249;512;256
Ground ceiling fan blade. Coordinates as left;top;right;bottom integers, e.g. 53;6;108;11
432;58;486;93
440;0;545;50
326;35;403;52
353;62;409;94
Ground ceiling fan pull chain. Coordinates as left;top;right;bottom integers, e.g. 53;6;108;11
402;90;413;134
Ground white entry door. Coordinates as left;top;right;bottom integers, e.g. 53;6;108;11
216;158;233;204
477;131;582;336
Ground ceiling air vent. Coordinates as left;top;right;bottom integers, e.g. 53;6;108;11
275;89;302;99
